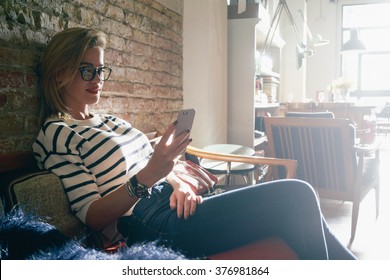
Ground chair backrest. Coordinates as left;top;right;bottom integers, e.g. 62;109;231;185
376;105;390;119
284;111;335;118
264;117;357;200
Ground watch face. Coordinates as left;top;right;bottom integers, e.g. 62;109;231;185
135;184;150;198
130;175;151;198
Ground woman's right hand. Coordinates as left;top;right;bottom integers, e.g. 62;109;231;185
136;121;192;187
166;173;202;219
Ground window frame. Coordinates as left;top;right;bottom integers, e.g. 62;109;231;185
340;1;390;98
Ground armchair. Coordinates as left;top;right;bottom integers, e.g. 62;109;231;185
186;145;297;184
264;117;380;245
1;148;299;259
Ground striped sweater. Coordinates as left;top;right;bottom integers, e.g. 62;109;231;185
33;114;153;228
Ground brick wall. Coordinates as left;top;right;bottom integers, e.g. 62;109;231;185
0;0;183;154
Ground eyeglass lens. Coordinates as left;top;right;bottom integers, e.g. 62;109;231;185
80;66;111;81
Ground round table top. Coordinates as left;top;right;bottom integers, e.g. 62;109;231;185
200;144;255;172
202;144;255;156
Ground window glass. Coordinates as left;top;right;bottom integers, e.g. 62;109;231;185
360;28;390;51
360;53;390;90
342;2;390;96
343;3;390;28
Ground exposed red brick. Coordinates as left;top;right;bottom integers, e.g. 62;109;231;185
0;94;8;108
103;81;134;94
0;71;25;88
0;0;183;154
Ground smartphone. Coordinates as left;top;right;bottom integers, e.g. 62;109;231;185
174;109;196;137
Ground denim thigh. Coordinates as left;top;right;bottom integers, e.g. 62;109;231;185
118;180;328;259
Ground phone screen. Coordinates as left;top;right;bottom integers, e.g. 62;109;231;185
174;109;196;137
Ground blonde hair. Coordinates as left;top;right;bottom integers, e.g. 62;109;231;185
38;28;107;125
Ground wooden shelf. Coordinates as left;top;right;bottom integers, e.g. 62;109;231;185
255;102;280;109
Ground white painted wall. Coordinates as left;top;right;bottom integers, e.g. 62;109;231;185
183;0;228;148
227;18;259;147
306;0;340;101
278;0;307;102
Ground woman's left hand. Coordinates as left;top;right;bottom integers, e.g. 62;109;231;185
167;175;203;220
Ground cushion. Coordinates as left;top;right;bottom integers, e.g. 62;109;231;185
208;238;298;260
7;171;86;238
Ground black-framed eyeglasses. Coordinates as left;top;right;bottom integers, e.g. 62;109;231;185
78;66;112;81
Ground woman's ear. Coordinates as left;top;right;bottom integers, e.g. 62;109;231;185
56;69;70;89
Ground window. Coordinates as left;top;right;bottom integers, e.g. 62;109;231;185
341;2;390;97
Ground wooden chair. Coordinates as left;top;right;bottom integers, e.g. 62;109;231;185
185;145;299;259
264;117;381;245
186;145;297;184
284;111;376;145
285;111;335;118
375;105;390;136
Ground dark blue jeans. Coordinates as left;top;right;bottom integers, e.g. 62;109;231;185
118;179;356;260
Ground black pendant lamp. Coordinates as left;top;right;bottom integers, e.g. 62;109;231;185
341;28;366;53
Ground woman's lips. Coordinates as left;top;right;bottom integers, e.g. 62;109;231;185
86;88;100;95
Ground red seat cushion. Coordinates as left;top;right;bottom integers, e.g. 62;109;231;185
208;237;298;260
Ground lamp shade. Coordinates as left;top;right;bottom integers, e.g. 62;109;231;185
311;34;330;47
341;29;366;53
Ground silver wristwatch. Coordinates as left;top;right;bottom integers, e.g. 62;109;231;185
127;175;151;198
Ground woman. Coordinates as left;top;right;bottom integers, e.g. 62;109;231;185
33;27;356;259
